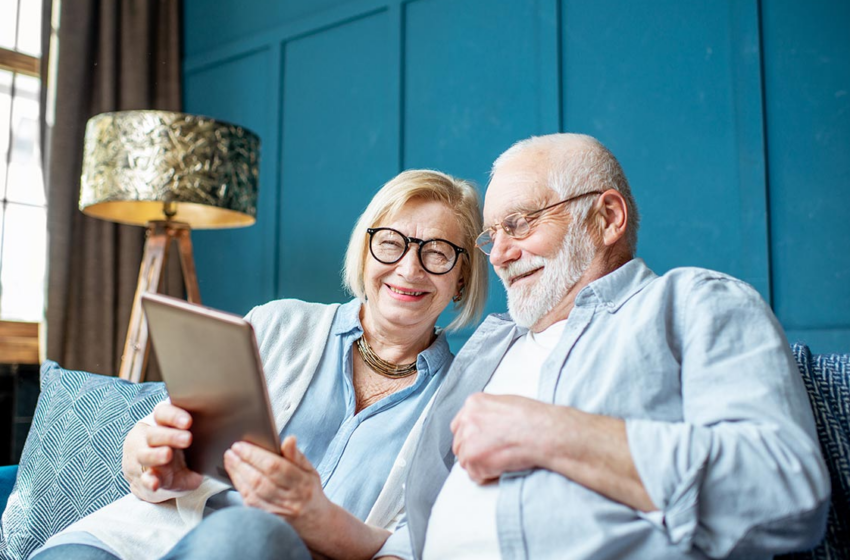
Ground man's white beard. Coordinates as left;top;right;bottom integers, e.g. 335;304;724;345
498;221;596;329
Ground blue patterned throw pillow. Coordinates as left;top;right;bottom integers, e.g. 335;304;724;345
0;361;166;560
778;344;850;560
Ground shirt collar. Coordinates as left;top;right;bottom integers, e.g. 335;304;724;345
333;298;452;378
575;258;657;312
333;299;365;336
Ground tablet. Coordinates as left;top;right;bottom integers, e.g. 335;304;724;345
141;292;281;484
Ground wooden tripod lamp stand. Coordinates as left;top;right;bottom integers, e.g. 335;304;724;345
79;111;260;382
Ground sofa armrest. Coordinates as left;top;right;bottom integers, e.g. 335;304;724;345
0;465;18;514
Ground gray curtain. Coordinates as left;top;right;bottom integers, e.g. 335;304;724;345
43;0;183;377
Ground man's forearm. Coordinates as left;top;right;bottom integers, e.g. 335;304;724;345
452;394;657;513
536;405;656;512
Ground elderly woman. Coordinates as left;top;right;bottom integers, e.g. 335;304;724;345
32;169;487;560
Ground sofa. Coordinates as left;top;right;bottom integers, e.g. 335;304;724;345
0;345;848;560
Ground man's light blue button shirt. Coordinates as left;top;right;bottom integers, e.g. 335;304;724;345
379;259;830;560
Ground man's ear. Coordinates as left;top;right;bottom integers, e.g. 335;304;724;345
594;190;628;247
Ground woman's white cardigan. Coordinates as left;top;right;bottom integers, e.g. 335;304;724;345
45;299;429;560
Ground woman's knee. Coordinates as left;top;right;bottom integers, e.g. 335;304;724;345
162;507;310;560
203;507;297;540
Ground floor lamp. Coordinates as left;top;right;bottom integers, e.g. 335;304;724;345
78;111;260;383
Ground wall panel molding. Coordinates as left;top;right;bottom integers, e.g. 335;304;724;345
389;3;405;171
729;0;772;304
269;41;285;295
537;0;561;134
185;1;402;74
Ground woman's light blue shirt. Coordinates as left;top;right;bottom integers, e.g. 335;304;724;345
206;299;453;520
282;298;452;519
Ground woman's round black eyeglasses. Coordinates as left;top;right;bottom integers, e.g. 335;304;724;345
367;227;466;275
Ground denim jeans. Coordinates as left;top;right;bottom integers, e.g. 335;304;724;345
31;507;311;560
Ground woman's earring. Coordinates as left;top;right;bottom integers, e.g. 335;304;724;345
452;285;464;303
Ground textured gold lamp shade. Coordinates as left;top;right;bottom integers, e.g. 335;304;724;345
78;110;261;383
80;110;260;228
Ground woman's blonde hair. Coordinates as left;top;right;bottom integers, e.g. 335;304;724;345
343;169;487;331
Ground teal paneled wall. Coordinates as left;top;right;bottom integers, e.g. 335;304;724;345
184;0;849;353
279;13;397;304
562;1;770;299
403;0;559;343
761;0;850;350
184;50;279;315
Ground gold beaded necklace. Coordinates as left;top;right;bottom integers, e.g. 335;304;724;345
355;336;418;379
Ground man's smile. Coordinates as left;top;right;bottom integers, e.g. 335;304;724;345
509;267;543;286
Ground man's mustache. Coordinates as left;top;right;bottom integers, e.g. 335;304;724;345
497;256;547;287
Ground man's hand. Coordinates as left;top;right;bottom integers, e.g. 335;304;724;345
122;402;204;502
451;392;657;512
450;393;555;483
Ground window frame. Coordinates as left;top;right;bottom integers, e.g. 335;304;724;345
0;47;39;78
0;10;46;323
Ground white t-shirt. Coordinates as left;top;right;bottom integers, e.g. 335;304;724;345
422;320;567;559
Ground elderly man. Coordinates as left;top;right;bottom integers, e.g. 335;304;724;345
376;133;830;560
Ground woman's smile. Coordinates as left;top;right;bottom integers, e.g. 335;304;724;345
385;282;430;301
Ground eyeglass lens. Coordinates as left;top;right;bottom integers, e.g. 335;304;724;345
370;228;458;274
475;213;530;254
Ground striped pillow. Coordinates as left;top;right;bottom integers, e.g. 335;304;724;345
0;361;165;560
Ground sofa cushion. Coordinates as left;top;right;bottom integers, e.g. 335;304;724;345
778;344;850;560
0;361;166;560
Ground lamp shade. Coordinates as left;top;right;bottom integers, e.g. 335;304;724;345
79;111;260;229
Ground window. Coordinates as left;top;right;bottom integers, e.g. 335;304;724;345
0;0;46;322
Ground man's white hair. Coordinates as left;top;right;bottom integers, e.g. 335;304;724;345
491;133;640;254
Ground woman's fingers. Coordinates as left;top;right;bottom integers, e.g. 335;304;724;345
225;442;309;496
224;444;315;519
124;416;202;502
224;448;279;506
230;442;303;486
136;445;174;468
145;425;192;449
152;402;193;429
140;469;164;492
281;436;314;472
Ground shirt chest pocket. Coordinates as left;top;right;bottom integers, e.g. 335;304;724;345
549;346;684;421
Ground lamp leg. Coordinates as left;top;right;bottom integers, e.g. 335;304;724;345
118;222;202;382
173;226;201;305
119;223;170;382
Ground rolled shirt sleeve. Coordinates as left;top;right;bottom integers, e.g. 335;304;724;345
626;276;830;558
374;518;415;560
